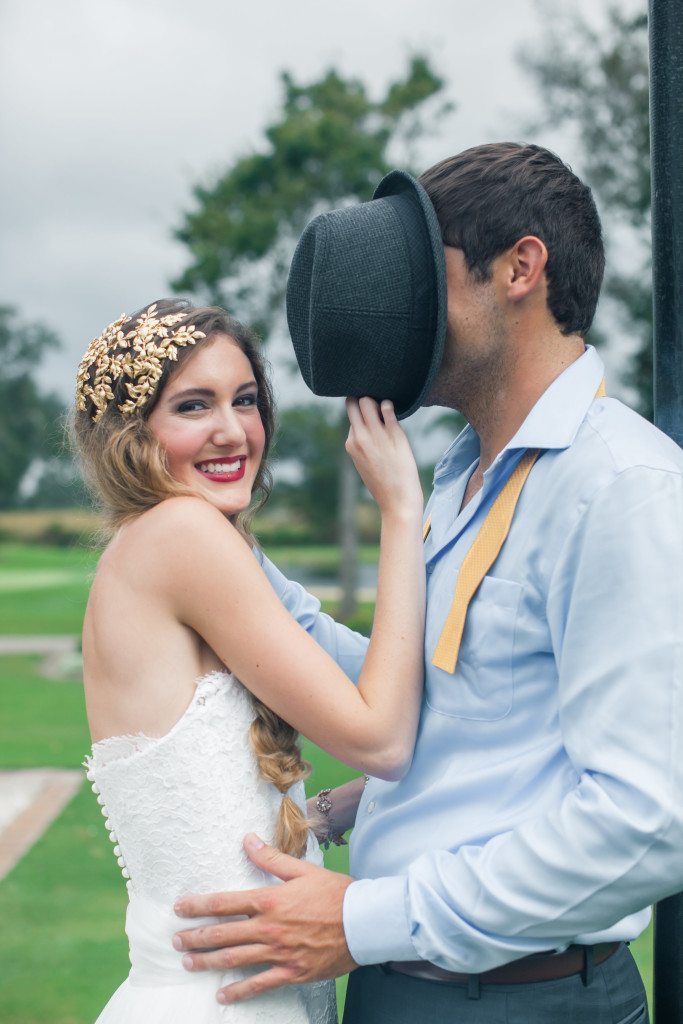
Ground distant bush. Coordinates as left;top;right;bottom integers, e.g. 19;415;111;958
36;522;85;548
0;508;101;545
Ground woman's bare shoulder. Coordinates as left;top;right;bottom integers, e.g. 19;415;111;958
129;496;231;539
103;498;242;583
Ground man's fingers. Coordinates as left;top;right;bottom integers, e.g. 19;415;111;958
182;942;272;973
174;889;260;919
218;965;300;1005
244;833;315;882
173;918;257;952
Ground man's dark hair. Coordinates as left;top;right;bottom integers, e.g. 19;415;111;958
419;142;605;337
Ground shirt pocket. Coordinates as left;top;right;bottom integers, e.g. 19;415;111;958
426;575;522;720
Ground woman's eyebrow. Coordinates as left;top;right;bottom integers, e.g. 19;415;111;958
169;387;215;400
168;380;257;401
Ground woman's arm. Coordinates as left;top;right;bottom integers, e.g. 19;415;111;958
307;777;366;844
139;399;425;780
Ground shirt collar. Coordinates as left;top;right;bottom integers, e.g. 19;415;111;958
505;345;605;451
434;346;605;481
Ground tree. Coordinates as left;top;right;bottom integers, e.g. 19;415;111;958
173;58;449;327
0;307;65;508
273;404;345;543
521;6;652;417
173;59;451;614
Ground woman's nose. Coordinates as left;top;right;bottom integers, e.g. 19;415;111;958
212;409;246;447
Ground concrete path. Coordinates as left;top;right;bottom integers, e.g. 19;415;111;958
0;569;86;592
0;639;84;879
0;635;79;656
0;768;82;880
0;635;82;678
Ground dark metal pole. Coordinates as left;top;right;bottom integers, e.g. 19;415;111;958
650;0;683;446
650;0;683;1020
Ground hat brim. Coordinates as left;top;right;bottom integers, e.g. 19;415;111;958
372;170;447;418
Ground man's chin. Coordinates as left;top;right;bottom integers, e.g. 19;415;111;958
422;386;461;411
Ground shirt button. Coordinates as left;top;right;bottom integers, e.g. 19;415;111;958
367;800;376;814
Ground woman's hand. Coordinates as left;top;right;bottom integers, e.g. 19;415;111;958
345;397;423;518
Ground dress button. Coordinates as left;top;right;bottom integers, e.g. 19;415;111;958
367;801;376;814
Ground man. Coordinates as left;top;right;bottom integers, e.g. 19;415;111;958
173;143;683;1021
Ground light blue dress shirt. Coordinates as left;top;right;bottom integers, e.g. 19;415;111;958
260;346;683;974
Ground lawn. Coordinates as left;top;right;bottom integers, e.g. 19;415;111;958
0;542;97;635
0;539;654;1020
0;656;89;767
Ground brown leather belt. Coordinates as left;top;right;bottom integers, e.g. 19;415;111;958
386;942;620;985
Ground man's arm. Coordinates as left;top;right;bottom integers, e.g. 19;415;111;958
256;549;369;681
344;465;683;971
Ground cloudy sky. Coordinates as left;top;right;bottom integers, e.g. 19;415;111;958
1;0;638;436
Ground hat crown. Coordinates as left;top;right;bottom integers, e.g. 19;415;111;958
286;171;447;418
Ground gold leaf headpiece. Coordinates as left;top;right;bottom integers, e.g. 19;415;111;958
76;304;206;422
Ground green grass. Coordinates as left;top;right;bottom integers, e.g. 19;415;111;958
0;582;91;635
0;542;99;572
0;656;89;767
0;542;97;635
263;543;380;571
0;784;130;1024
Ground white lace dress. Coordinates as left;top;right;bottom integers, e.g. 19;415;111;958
84;671;337;1024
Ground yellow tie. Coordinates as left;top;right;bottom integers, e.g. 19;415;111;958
426;378;606;675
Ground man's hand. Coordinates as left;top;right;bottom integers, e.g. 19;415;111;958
172;833;358;1005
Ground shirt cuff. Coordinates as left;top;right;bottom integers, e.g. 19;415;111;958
343;876;416;965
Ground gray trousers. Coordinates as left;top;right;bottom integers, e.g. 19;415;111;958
342;944;648;1024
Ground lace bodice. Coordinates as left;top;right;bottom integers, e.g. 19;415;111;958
84;672;336;1024
85;671;322;899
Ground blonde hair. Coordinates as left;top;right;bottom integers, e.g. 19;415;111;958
73;299;312;858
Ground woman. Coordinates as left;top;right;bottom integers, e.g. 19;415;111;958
75;299;425;1024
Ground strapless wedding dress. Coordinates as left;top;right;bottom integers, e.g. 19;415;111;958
84;671;337;1023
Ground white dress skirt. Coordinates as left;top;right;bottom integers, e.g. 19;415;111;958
84;671;337;1024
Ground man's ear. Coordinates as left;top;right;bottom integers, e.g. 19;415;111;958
507;236;548;302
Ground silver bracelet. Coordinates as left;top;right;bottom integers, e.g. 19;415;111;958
315;788;348;849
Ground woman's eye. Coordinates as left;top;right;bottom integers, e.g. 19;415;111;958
235;393;258;407
177;400;207;413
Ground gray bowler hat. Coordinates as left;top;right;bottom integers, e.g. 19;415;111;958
285;170;447;419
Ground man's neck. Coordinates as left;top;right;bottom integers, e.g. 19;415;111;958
469;335;586;476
